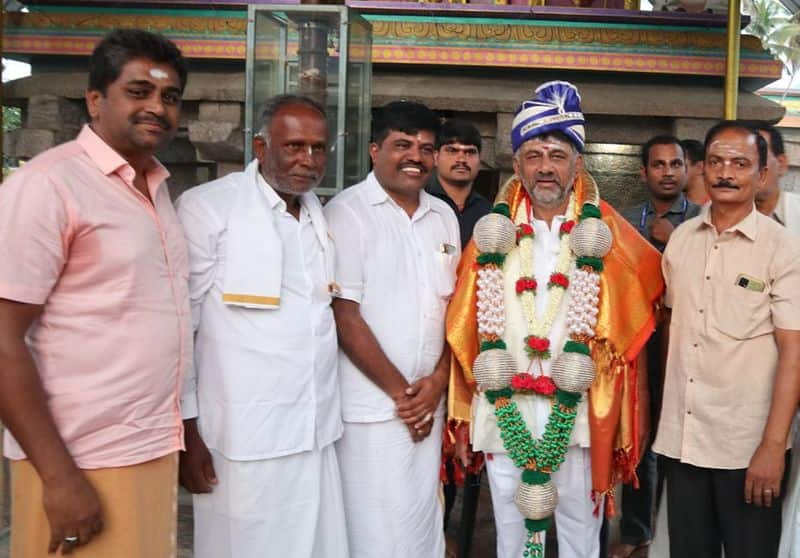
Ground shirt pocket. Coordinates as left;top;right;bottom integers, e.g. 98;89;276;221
712;282;773;340
431;249;458;299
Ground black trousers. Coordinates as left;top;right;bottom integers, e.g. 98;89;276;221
662;453;791;558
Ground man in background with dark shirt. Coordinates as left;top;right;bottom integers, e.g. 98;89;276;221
611;135;701;558
623;135;702;252
427;119;491;248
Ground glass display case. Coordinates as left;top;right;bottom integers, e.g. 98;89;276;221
245;5;372;196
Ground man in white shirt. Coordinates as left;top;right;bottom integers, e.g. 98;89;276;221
176;95;348;558
325;101;460;557
755;123;800;237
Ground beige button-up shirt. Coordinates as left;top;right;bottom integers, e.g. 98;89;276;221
653;206;800;469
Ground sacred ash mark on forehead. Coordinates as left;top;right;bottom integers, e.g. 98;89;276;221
707;134;757;161
149;68;170;80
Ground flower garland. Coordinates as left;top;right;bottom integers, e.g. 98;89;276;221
515;195;576;361
471;193;612;558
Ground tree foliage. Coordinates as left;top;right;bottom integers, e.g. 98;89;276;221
3;105;22;176
744;0;800;88
3;105;21;132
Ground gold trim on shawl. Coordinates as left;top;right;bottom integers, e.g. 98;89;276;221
222;293;281;306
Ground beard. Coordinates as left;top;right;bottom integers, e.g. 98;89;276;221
532;184;568;207
522;177;571;208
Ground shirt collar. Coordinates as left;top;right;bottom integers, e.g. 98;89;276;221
251;160;312;221
76;124;169;186
699;204;759;241
365;171;390;206
774;190;787;226
646;193;688;215
367;171;440;219
251;161;284;210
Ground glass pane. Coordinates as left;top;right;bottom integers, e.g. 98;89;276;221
249;7;372;195
346;16;372;188
252;11;284;133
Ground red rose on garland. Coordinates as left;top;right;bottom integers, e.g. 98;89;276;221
511;373;557;396
517;223;534;242
548;272;569;289
515;277;538;294
559;220;576;236
511;373;535;391
530;375;557;395
525;335;551;359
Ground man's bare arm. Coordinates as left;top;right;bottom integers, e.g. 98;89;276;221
332;299;410;400
396;345;449;428
0;298;103;553
745;327;800;507
332;299;437;441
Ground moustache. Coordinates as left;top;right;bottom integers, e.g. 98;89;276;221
535;173;560;185
132;114;170;130
711;179;739;189
451;164;471;171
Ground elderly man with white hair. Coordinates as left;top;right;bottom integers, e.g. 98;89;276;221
446;81;664;558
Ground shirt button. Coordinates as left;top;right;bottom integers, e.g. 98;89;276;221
699;309;704;314
693;343;698;348
705;276;710;280
714;245;719;250
687;410;692;415
689;378;694;383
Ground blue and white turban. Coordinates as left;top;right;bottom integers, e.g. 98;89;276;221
511;81;586;153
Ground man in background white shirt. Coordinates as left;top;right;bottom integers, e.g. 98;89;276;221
325;101;460;557
177;94;348;558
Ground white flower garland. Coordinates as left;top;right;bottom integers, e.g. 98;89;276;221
477;266;506;338
515;194;577;344
566;268;600;337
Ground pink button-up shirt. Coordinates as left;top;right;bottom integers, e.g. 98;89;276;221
0;125;191;469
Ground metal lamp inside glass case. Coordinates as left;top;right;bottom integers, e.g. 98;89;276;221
245;5;372;196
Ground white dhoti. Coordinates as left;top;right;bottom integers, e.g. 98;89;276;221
193;444;349;558
486;446;603;558
336;417;445;558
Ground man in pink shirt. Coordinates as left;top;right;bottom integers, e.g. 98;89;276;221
0;29;191;557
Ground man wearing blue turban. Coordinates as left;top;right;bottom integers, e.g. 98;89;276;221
447;81;663;558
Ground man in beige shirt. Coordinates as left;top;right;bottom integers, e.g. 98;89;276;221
653;120;800;558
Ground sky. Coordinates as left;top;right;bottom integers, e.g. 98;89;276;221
2;58;31;83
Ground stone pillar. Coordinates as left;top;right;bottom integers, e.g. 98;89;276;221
188;101;245;179
672;117;718;142
4;95;85;160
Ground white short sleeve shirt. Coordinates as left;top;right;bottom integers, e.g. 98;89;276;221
324;172;460;422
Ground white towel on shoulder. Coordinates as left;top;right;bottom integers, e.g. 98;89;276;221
222;160;283;309
222;160;336;309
